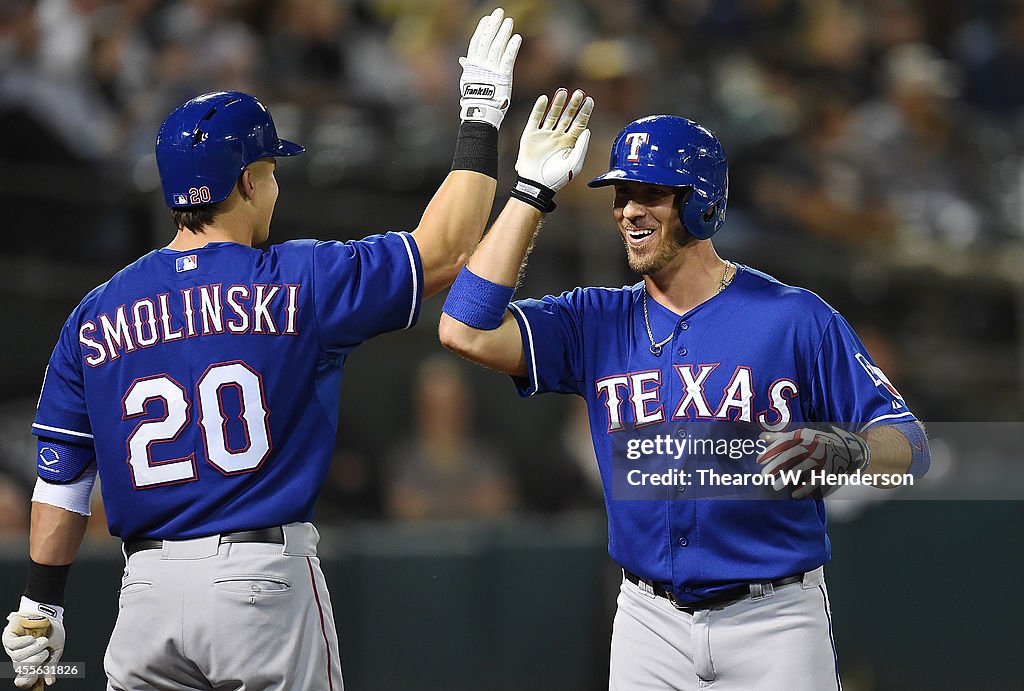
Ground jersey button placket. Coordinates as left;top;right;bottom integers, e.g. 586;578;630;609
678;537;688;547
676;321;688;357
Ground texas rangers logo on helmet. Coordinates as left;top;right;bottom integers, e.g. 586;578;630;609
625;132;650;162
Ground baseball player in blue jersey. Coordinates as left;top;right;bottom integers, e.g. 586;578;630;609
2;9;522;689
439;96;931;689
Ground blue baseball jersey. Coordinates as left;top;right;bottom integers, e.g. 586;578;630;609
508;265;915;602
33;233;422;539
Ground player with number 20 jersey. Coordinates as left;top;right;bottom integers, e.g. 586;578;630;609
34;233;420;539
3;9;523;689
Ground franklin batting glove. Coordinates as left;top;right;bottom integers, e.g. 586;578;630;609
459;8;521;128
4;606;65;688
511;89;594;212
4;613;50;688
4;597;67;687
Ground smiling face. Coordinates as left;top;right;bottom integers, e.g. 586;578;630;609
613;180;693;276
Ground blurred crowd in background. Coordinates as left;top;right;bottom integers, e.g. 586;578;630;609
1;0;1023;537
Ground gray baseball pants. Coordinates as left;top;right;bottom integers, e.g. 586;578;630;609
104;523;343;691
609;566;840;690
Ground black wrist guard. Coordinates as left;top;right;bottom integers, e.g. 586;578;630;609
510;176;557;213
24;559;71;606
451;121;499;179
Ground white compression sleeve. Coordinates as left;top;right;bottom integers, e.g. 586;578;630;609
31;465;97;516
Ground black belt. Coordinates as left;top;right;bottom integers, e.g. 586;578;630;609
124;527;284;558
623;569;805;612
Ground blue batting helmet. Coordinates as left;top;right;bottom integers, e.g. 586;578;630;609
588;115;728;240
156;91;304;208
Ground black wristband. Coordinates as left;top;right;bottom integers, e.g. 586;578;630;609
24;559;71;606
451;121;498;179
510;176;557;213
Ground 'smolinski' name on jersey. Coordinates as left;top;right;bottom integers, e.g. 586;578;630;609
596;364;798;432
79;283;300;367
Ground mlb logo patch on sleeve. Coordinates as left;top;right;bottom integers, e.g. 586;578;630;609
176;254;198;272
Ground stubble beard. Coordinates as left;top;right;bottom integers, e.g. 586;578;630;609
623;223;691;276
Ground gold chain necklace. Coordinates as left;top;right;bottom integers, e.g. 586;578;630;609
642;262;734;356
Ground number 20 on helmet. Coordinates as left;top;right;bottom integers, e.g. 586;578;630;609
155;91;305;209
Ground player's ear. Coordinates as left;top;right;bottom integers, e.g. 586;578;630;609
238;168;256;201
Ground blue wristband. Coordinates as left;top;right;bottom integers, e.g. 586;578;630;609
890;420;930;478
443;267;515;330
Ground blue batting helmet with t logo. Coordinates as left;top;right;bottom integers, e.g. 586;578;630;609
156;91;305;208
588;115;728;240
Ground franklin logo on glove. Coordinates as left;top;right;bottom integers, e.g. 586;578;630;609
458;9;520;129
463;83;497;99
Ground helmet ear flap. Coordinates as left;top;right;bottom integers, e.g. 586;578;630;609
676;187;693;227
675;186;711;240
679;188;723;240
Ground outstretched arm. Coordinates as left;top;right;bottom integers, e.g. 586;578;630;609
439;199;542;376
439;89;594;374
413;171;498;298
412;8;521;297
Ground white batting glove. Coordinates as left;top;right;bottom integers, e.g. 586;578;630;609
459;8;521;128
510;89;594;212
757;425;870;499
3;598;66;687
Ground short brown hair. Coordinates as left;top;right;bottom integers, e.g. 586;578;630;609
171;202;223;233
